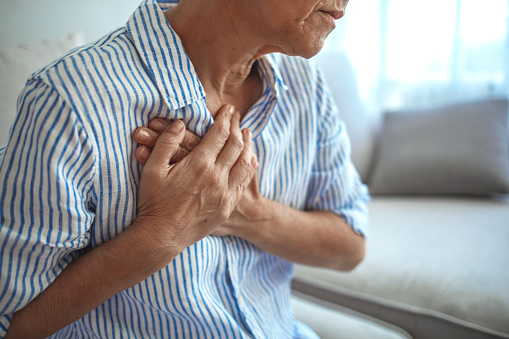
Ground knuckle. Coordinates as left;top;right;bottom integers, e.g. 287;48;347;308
245;147;253;157
191;144;207;159
170;148;188;164
231;134;244;151
143;165;160;180
187;136;200;150
218;127;230;141
211;172;224;189
197;160;214;177
183;131;199;146
238;182;246;192
158;132;176;146
241;157;251;171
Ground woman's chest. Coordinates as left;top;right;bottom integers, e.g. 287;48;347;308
89;98;318;243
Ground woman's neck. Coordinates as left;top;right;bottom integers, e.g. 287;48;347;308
164;1;278;117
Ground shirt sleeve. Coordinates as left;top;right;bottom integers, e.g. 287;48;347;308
305;65;370;237
0;80;96;337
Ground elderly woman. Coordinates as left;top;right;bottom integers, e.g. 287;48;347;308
0;0;368;337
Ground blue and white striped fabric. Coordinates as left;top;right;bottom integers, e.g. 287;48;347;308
0;0;369;338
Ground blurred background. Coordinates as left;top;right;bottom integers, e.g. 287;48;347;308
323;0;508;112
1;0;507;113
0;0;140;47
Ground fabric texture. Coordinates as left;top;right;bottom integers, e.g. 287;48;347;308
294;196;509;338
0;32;84;150
0;0;369;338
369;99;509;195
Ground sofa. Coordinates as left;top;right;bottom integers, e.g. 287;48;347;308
1;2;509;338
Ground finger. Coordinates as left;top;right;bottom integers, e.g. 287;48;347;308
236;157;258;199
216;110;243;169
246;168;259;193
148;118;172;133
181;129;202;152
136;144;189;165
245;154;259;187
134;127;160;148
138;120;201;151
144;120;185;173
194;105;234;159
170;147;190;164
228;129;257;189
135;146;152;165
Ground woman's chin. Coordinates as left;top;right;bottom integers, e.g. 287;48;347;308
288;38;327;59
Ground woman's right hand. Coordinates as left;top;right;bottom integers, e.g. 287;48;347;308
134;104;257;259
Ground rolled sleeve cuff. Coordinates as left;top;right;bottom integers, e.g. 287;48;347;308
0;313;13;338
335;192;370;238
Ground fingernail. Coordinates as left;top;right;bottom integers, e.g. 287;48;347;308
150;119;164;131
137;129;150;142
168;121;183;134
139;147;149;160
227;105;235;115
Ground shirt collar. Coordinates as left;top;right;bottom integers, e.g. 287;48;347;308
126;0;205;110
126;0;288;111
257;54;289;97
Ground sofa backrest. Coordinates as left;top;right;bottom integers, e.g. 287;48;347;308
0;0;140;49
0;0;140;151
0;33;86;150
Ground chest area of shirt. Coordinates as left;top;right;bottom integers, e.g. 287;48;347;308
91;93;317;228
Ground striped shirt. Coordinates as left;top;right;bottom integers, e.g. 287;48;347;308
0;0;369;338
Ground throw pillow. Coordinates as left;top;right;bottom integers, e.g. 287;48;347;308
369;99;509;195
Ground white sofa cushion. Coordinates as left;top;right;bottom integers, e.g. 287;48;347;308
294;197;509;338
292;294;412;339
0;32;85;149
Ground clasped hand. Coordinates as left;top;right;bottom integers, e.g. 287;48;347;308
134;105;262;255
